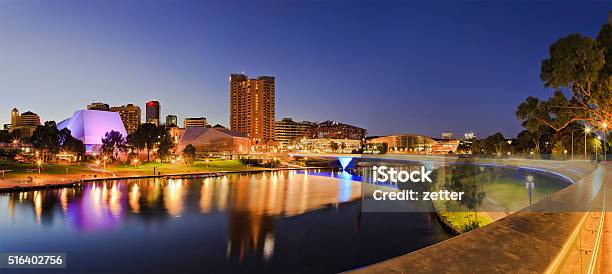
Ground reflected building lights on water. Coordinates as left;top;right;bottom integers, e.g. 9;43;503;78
109;182;122;217
60;189;68;215
165;179;185;217
33;191;42;223
1;171;363;263
129;183;140;214
199;179;214;213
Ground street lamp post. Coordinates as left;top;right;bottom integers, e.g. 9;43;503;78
585;126;591;158
526;175;535;206
603;122;607;162
596;136;601;161
571;129;578;160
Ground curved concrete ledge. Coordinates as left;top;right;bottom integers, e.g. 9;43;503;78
351;164;607;273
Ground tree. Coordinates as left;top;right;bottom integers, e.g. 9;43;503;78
156;126;175;162
59;128;85;156
450;165;485;224
340;142;347;153
31;121;60;162
183;144;196;163
517;15;612;134
101;130;126;159
128;123;157;162
0;130;10;143
456;138;474;154
329;141;339;152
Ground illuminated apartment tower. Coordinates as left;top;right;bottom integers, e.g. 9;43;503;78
230;74;275;144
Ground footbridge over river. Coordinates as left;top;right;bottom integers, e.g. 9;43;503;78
290;153;610;273
289;153;592;183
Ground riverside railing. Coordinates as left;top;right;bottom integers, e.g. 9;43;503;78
350;162;607;274
546;172;607;274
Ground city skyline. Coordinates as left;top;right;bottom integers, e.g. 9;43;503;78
0;1;610;137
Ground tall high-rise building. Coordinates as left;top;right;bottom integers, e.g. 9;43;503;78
274;118;315;147
110;104;141;134
230;74;275;144
87;102;110;111
146;100;160;126
184;117;208;128
166;114;178;126
10;108;19;128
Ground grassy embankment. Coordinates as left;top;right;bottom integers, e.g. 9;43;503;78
0;159;95;179
435;172;567;233
107;159;260;175
0;159;258;179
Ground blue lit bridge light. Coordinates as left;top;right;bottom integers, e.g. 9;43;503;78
338;156;354;170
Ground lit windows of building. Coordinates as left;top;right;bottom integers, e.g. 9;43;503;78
303;120;366;140
166;114;178;126
184;117;208;128
230;74;275;145
274;118;315;148
110;104;141;134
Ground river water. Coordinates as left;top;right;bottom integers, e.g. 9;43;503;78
0;170;450;273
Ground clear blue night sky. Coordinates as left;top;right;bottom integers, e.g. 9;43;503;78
0;0;610;138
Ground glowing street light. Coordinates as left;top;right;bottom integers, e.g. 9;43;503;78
37;160;42;174
585;126;591;157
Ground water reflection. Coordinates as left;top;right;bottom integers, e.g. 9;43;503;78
0;170;361;265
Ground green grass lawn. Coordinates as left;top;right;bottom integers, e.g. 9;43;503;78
479;173;567;211
0;159;94;178
434;199;493;233
0;158;258;179
433;169;569;233
109;159;257;174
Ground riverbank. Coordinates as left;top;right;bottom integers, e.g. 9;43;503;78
0;166;329;193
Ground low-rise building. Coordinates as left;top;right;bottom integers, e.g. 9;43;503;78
367;134;459;154
87;102;110;111
290;138;362;153
166;114;178;126
303;120;366;140
167;125;185;144
184;117;208;128
178;127;250;155
274;118;314;148
8;109;41;138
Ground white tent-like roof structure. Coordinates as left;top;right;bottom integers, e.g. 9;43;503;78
178;127;250;153
58;110;128;146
